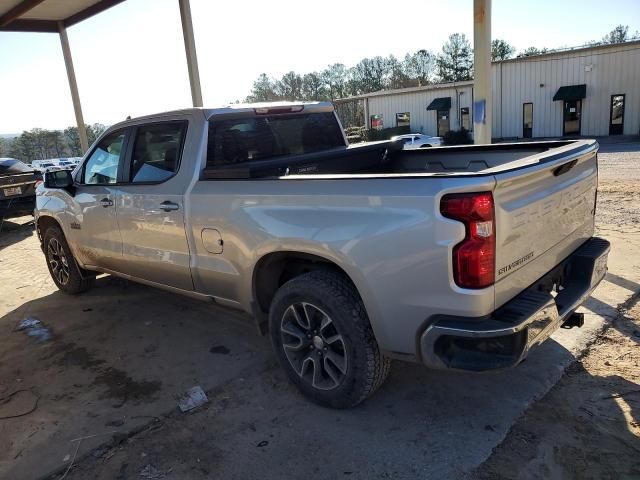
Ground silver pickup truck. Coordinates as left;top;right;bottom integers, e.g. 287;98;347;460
35;102;610;408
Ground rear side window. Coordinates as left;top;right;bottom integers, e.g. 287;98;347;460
206;112;344;168
130;122;187;183
0;159;32;174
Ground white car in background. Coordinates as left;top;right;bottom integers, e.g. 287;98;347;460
391;133;443;149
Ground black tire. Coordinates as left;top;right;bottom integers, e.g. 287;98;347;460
43;225;95;294
269;270;391;408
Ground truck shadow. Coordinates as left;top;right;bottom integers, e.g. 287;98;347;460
0;217;35;251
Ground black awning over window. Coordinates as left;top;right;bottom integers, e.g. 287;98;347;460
426;97;452;111
553;84;586;101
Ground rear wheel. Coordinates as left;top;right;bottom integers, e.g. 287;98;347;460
43;225;94;294
269;270;391;408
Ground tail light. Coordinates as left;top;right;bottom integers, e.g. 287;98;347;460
440;192;495;289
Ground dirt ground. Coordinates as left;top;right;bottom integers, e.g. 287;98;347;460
471;295;640;480
0;142;638;480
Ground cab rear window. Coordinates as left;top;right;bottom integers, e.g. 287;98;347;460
206;112;344;168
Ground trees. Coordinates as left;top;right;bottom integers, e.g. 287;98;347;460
350;56;390;94
386;55;413;90
403;49;435;86
436;33;473;82
246;73;278;102
275;71;304;101
322;63;348;100
491;39;515;61
63;124;106;156
602;24;629;44
518;46;549;57
301;72;325;101
6;124;106;161
245;46;442;102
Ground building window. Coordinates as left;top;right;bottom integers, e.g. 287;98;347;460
370;114;383;130
396;112;410;127
437;110;450;137
460;107;470;131
523;103;533;138
609;94;625;135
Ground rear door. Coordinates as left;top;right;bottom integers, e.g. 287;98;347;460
71;129;127;270
492;142;598;307
114;120;193;291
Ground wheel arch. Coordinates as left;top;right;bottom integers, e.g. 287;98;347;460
252;251;363;328
36;215;63;246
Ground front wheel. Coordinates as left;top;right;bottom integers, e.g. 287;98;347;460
43;225;94;294
269;270;391;408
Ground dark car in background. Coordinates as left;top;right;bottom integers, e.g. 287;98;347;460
0;158;41;221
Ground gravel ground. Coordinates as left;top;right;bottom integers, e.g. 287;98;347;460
598;142;640;183
595;143;640;234
472;294;640;480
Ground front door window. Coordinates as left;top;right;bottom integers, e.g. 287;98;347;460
82;131;125;184
563;100;581;136
609;94;625;135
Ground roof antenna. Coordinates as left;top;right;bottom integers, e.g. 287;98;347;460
126;115;131;120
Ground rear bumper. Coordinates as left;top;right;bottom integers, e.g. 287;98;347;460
0;195;35;220
419;237;610;371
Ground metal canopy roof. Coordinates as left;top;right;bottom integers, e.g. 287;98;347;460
426;97;452;111
0;0;125;32
553;84;587;102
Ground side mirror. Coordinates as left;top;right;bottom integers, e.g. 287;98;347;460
44;170;75;193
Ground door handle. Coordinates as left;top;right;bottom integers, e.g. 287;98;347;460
100;198;113;208
159;201;179;212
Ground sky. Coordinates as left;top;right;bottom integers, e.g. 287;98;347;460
0;0;639;133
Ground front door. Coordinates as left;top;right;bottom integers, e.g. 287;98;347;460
609;94;625;135
563;100;581;136
114;120;193;291
523;103;533;138
437;110;450;137
70;129;127;271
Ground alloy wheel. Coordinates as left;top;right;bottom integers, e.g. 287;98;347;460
280;302;348;390
48;237;70;286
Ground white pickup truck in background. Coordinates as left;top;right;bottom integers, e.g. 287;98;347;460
36;102;609;408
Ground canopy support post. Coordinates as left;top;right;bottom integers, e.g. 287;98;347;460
473;0;492;144
178;0;203;107
58;21;88;153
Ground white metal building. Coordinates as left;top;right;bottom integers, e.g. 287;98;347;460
340;40;640;139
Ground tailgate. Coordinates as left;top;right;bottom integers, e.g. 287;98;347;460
493;141;598;308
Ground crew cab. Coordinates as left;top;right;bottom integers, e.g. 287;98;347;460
35;102;609;408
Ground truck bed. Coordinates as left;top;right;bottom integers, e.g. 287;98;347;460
202;140;595;179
